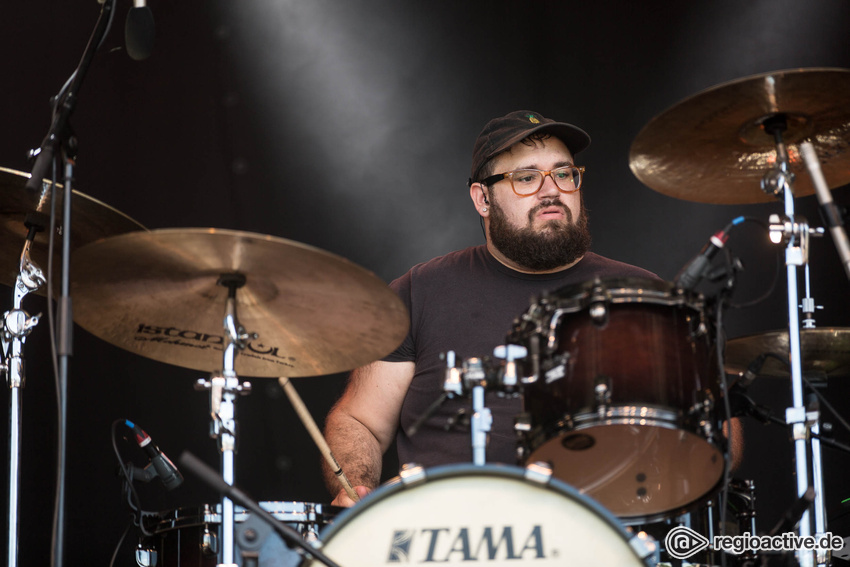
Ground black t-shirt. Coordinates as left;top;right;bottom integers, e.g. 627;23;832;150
385;245;658;468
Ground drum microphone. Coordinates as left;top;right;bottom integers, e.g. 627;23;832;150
675;227;731;291
125;0;156;60
125;420;184;490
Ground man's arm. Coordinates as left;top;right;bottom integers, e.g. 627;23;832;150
727;417;745;471
322;359;415;506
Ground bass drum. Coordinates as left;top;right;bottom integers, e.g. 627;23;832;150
303;464;654;566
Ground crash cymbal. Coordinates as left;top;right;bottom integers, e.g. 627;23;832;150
725;328;850;378
630;68;850;204
0;166;146;292
70;228;409;378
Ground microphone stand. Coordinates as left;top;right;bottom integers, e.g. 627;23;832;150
22;2;117;566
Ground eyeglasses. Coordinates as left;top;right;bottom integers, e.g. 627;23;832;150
480;165;585;197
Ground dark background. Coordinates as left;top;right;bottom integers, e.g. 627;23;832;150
2;1;850;564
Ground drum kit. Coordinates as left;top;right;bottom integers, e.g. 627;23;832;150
2;67;850;567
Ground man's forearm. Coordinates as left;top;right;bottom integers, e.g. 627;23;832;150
322;411;384;494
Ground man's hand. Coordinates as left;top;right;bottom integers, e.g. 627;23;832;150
331;485;372;508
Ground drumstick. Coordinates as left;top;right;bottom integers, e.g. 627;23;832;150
277;377;360;503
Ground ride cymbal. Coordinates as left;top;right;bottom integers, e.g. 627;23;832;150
725;328;850;378
70;228;409;378
0;167;146;292
630;68;850;204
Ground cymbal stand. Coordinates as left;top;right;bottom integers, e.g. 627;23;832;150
194;274;254;566
761;115;825;567
799;140;850;565
2;223;45;567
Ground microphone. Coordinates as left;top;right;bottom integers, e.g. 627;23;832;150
125;0;155;60
126;420;183;490
675;228;730;291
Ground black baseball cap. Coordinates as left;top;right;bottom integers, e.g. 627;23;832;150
468;110;591;185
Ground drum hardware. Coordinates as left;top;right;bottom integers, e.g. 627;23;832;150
594;375;612;418
191;272;258;565
137;501;340;567
439;347;526;465
0;168;148;293
177;451;342;567
2;220;45;567
765;122;827;566
0;164;147;567
644;478;758;566
444;353;491;466
470;376;491;466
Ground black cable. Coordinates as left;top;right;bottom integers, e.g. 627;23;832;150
110;419;155;537
714;294;733;567
107;520;133;567
718;216;779;310
46;159;63;567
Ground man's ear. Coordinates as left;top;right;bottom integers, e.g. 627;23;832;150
470;183;490;217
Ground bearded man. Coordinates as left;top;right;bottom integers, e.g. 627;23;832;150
322;110;675;506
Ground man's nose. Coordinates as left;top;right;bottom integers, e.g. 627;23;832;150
537;172;561;198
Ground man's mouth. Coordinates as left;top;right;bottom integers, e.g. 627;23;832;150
535;205;568;220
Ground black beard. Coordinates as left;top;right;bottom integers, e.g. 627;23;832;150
488;198;592;271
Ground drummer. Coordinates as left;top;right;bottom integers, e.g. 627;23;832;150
323;110;742;506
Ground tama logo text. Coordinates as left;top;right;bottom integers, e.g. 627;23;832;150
387;525;545;563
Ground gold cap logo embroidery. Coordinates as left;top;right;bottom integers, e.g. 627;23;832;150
526;114;540;124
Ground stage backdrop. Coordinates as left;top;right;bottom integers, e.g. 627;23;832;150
2;1;850;564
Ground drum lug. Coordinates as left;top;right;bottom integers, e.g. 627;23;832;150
628;530;661;564
514;413;532;463
689;391;717;438
399;462;427;486
524;461;554;484
690;390;715;416
594;375;612;408
301;503;321;542
589;282;610;327
589;301;608;327
514;412;531;434
201;525;218;556
134;544;157;567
